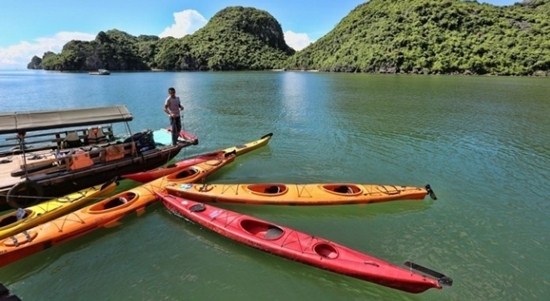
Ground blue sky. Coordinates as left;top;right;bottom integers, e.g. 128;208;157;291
0;0;517;69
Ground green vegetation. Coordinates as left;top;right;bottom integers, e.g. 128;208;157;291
171;7;294;70
32;7;293;72
29;1;550;75
288;0;550;75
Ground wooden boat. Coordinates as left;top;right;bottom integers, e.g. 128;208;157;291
0;105;198;208
157;193;452;293
0;180;117;240
122;133;273;183
165;183;437;206
0;153;235;267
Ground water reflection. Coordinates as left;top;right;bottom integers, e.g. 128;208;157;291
1;71;548;301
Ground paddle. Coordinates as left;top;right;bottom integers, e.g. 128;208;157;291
404;261;453;286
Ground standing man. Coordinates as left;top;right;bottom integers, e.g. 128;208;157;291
164;87;184;145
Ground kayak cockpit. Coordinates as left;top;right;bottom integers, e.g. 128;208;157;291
322;184;361;195
167;168;199;180
89;192;137;212
0;209;33;229
314;243;339;259
247;184;287;196
240;219;284;240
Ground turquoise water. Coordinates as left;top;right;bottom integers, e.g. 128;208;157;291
0;70;549;300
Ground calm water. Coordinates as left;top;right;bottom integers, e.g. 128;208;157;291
0;70;548;300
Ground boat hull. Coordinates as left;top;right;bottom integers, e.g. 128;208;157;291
0;143;184;209
0;155;235;267
166;182;435;206
158;193;445;294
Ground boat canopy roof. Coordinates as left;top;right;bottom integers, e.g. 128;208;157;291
0;105;133;135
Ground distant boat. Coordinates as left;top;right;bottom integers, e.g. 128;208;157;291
89;69;110;75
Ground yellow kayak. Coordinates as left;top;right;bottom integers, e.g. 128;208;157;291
0;180;117;240
220;133;273;156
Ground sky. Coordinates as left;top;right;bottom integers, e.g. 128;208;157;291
0;0;517;70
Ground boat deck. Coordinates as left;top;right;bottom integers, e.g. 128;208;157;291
0;150;56;191
0;141;137;197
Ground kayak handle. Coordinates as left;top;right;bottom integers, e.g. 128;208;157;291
404;261;453;287
425;184;437;200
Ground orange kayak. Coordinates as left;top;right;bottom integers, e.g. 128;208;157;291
165;183;436;206
0;153;235;267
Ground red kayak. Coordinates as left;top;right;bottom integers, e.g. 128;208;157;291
123;133;273;183
122;151;226;183
157;192;452;294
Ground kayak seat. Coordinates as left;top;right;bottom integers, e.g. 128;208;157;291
264;186;281;194
190;203;206;212
334;185;353;194
264;226;283;240
89;192;136;212
314;243;339;259
104;197;128;209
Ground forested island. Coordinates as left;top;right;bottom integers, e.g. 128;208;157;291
27;0;550;76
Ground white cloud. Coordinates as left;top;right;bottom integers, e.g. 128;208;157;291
284;31;313;51
0;32;95;70
159;10;207;38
